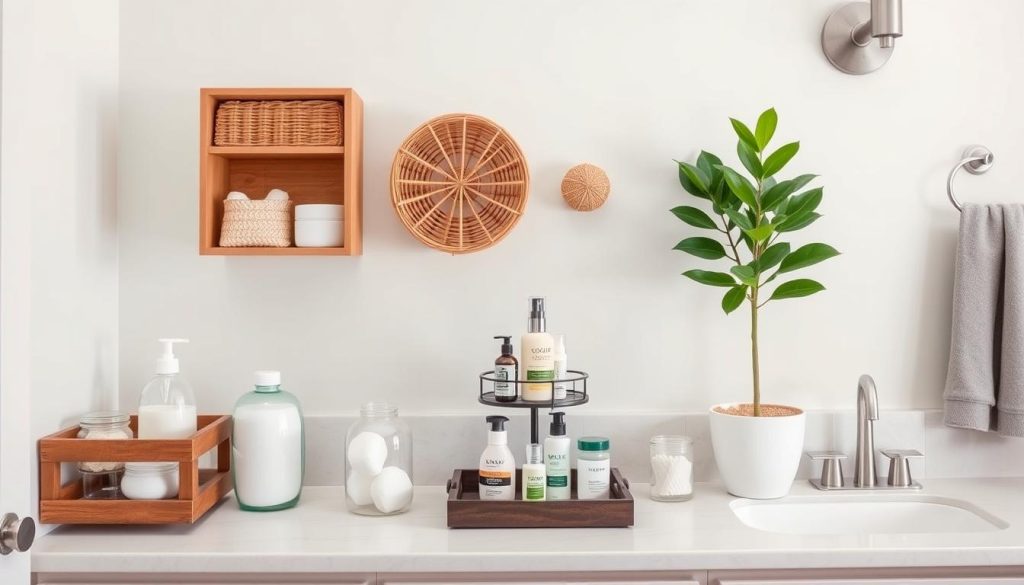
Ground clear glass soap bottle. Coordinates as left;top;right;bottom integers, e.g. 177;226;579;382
232;370;305;511
137;338;197;439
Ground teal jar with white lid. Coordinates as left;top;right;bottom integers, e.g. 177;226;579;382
576;436;611;500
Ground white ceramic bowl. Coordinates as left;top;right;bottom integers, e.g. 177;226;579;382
295;204;343;220
295;219;344;247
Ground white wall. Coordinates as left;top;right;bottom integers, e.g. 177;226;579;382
1;0;120;510
117;0;1024;416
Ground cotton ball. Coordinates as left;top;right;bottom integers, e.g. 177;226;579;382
266;188;289;201
346;470;375;507
226;191;249;201
347;431;388;475
370;466;413;514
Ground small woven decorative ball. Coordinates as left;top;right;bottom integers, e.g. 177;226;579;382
561;163;610;211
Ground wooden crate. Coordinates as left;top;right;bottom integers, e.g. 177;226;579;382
446;468;634;528
38;415;233;524
199;88;364;256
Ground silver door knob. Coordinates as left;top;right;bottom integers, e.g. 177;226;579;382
1;513;36;555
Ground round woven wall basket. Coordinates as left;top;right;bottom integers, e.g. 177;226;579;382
390;113;530;254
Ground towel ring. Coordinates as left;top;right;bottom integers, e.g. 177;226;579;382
947;145;995;212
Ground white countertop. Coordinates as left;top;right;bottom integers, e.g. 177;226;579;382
31;479;1024;574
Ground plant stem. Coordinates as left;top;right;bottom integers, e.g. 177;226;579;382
750;287;761;417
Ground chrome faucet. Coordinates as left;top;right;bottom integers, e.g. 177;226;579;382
806;374;923;491
854;374;879;488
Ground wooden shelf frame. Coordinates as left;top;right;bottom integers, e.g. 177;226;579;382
199;88;363;256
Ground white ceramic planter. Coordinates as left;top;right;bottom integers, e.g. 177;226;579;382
709;403;806;499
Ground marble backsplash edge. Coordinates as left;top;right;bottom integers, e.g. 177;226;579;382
301;409;1024;487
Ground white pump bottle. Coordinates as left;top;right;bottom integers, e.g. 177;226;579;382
137;338;198;439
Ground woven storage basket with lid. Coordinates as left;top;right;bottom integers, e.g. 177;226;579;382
214;100;343;146
390;113;529;254
220;200;293;247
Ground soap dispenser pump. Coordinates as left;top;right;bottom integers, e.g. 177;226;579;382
479;415;515;501
137;338;197;439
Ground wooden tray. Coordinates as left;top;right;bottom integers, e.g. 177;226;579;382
38;415;233;525
446;468;633;528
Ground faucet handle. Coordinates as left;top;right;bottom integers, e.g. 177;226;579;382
882;449;923;487
806;451;847;488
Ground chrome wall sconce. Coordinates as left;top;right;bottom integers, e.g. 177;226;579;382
822;0;903;74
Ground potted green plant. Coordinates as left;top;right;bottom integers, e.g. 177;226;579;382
672;108;838;499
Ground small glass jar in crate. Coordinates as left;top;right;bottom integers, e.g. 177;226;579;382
77;411;134;499
650;435;694;502
345;402;413;515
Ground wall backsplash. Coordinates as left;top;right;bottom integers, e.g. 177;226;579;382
302;409;1024;486
118;1;1024;417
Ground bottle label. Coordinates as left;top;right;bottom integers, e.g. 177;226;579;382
494;365;515;398
577;459;611;499
479;469;512;487
526;368;554;382
525;481;545;500
547;475;568;488
553;359;568;399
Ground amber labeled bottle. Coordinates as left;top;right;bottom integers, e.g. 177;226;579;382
493;336;519;402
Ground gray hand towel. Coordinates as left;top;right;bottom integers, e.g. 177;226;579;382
944;203;1024;437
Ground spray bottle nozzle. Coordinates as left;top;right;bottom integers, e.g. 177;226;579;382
493;335;513;355
156;338;189;375
549;411;567;436
486;415;509;432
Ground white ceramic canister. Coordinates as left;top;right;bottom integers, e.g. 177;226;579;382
295;204;344;247
121;462;179;499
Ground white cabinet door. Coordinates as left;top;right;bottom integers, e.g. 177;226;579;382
380;573;703;585
34;574;375;585
0;1;36;577
717;579;1024;584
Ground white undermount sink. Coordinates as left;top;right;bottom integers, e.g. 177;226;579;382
731;494;1009;535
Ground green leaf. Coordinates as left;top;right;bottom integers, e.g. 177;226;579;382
770;278;826;300
721;166;758;209
722;285;748;314
744;223;775;242
776;211;821;232
737;141;763;179
755;242;791;272
730;265;758;286
724;208;753;230
786;187;823;217
677;161;710;199
729;118;760;153
755;108;778;151
670;205;717;229
683;270;737;287
761;174;817;211
761;141;800;178
779;243;840;273
674;237;727;260
696;151;723;182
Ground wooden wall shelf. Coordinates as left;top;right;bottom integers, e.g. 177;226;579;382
199;88;363;256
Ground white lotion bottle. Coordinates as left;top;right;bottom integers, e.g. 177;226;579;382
552;334;568;400
522;443;546;502
544;412;571;500
521;297;555;402
479;416;515;501
138;338;197;439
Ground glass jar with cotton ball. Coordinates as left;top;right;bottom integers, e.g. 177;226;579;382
650;435;694;502
345;402;413;515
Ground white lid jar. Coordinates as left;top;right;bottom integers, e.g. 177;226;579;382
121;462;179;500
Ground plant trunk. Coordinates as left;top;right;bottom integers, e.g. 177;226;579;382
750;290;761;417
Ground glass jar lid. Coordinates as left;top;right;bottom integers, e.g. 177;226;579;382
650;435;693;446
360;401;398;418
80;411;130;426
577;436;610;451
